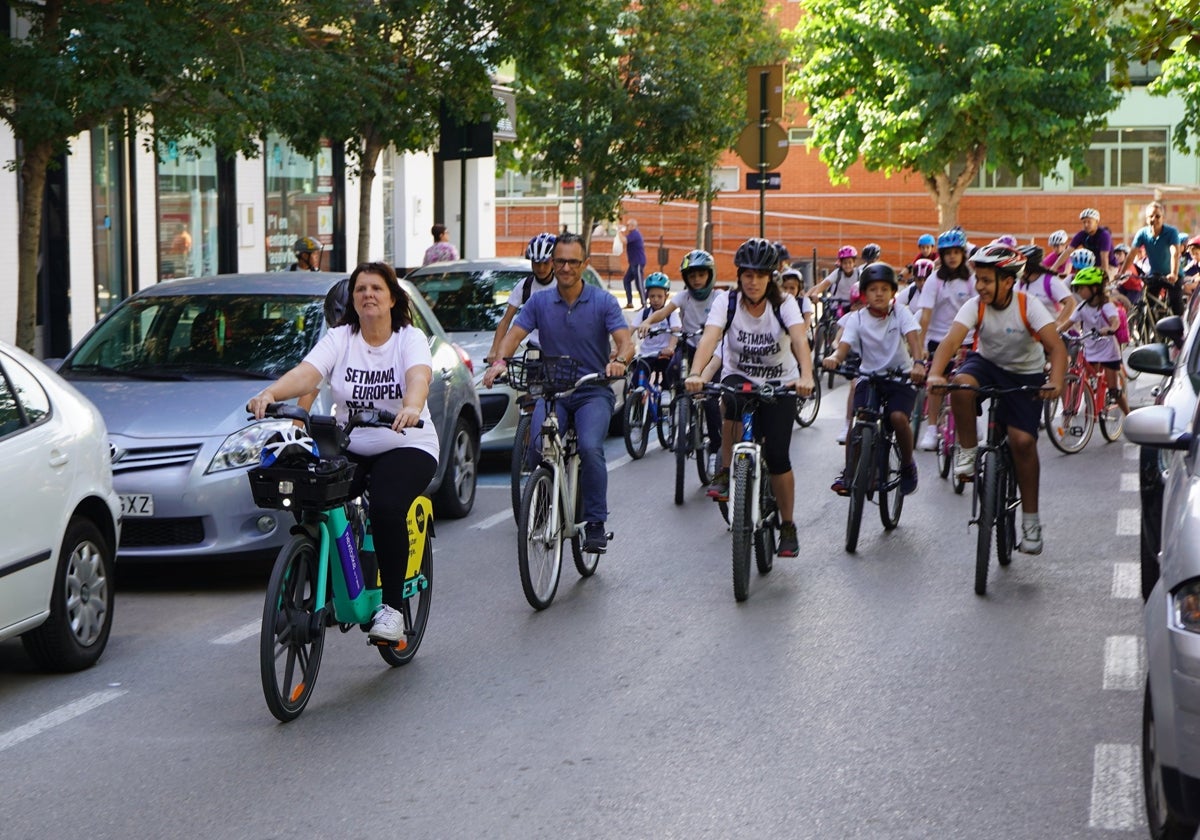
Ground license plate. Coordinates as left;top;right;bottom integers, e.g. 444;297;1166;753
120;494;154;517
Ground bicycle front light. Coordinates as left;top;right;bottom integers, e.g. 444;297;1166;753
1174;579;1200;634
207;420;293;474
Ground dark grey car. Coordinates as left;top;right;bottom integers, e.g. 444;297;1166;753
56;272;481;561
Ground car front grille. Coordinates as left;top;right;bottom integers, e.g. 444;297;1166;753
120;517;205;547
479;393;510;434
112;443;203;474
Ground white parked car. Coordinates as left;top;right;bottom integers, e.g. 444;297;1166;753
0;340;121;671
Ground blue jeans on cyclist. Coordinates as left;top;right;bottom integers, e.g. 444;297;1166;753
528;385;616;526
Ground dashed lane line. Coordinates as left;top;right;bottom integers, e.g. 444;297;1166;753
213;620;261;645
471;509;512;531
0;689;127;754
1116;509;1140;536
1120;472;1139;492
1088;743;1141;830
1103;635;1144;691
1111;563;1140;600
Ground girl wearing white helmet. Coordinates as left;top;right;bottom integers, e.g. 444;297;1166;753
1045;230;1070;275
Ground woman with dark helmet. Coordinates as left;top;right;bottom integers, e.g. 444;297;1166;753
685;237;815;557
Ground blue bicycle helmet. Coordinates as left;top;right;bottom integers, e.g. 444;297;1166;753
679;249;716;299
917;233;936;247
937;226;968;251
1070;248;1096;270
645;272;670;290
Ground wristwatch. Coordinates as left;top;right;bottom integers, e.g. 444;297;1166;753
615;356;629;365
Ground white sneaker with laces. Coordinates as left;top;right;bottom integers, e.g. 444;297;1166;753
836;421;849;444
954;446;977;480
369;604;405;644
1019;523;1043;555
918;424;938;451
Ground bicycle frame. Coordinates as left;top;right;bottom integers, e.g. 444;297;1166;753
536;412;584;542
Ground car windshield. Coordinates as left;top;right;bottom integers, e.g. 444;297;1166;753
407;269;531;331
62;294;324;379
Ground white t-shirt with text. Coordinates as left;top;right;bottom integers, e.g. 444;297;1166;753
705;291;805;385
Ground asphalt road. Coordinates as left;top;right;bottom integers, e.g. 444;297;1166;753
0;377;1158;839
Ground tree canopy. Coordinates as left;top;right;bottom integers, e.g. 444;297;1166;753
1115;0;1200;153
788;0;1121;226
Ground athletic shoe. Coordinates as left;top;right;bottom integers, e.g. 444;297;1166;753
582;521;608;553
1018;522;1043;555
777;522;799;557
836;421;850;444
917;424;938;451
954;446;977;481
368;604;405;644
831;472;849;496
706;469;730;501
900;461;919;495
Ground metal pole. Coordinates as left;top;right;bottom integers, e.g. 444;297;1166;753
460;156;468;259
758;70;768;239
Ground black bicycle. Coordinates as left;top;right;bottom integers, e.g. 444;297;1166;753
811;294;846;390
671;330;719;505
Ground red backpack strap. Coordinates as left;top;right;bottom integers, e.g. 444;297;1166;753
973;293;1040;352
971;297;985;351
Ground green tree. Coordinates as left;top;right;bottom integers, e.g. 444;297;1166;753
512;0;783;249
789;0;1120;227
1116;0;1200;152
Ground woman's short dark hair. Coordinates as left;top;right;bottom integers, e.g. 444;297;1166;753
342;262;412;333
431;223;447;242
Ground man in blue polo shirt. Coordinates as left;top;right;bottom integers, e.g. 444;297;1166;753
1119;200;1183;315
483;232;634;552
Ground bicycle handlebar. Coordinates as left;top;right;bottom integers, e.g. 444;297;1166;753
701;379;796;401
826;364;912;383
252;402;423;432
939;383;1045;397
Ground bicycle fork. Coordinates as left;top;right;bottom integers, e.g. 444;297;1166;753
729;443;763;531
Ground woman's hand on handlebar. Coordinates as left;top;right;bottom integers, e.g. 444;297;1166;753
247;390;276;420
684;374;705;394
790;374;814;397
821;354;838;371
392;405;423;432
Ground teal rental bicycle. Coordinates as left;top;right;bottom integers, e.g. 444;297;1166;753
248;404;433;722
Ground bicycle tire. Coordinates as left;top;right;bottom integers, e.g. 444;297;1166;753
845;424;873;553
260;535;327;722
510;412;533;523
674;397;689;505
878;432;904;531
622;387;650;459
936;404;952;480
795;374;821;427
570;532;601;578
377;535;433;666
910;386;926;442
1045;373;1094;454
694;406;716;487
517;466;562;610
1099;388;1126;442
975;449;997;595
656;390;674;450
996;456;1017;568
731;456;754;602
755;476;777;575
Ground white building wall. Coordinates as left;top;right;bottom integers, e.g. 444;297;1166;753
235;144;266;272
442;156;496;260
395;151;435;268
66;134;97;347
0;131;18;345
133;129;159;292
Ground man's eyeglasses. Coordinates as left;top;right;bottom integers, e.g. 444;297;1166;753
552;258;583;269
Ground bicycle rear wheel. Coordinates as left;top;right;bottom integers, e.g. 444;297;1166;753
1099;388;1126;442
377;536;432;666
755;476;776;575
694;405;716;486
570;487;601;578
878;432;904;531
1045;373;1095;454
674;397;690;505
845;424;873;553
731;456;754;602
975;450;998;595
795;375;821;427
510;412;533;523
623;386;650;459
518;466;563;610
936;404;953;479
260;535;327;723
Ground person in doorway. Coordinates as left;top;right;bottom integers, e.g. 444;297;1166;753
619;218;647;309
289;236;322;272
422;223;459;266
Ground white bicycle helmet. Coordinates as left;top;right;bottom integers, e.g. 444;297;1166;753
1048;229;1069;247
260;426;320;468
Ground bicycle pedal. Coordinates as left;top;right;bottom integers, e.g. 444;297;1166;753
369;636;408;651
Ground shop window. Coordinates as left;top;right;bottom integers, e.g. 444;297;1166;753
264;133;335;271
157;137;218;279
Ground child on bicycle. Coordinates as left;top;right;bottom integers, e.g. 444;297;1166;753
926;244;1067;555
915;227;974;451
1017;245;1076;329
809;245;860;316
780;268;815;332
1066;266;1131;417
822;263;926;496
632;272;681;389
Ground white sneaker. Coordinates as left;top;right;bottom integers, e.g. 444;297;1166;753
836;421;849;444
954;446;976;480
1019;523;1043;555
918;424;938;451
369;604;405;644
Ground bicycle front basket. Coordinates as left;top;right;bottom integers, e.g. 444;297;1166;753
248;458;356;512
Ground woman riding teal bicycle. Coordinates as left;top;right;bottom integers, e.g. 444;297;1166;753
248;261;439;645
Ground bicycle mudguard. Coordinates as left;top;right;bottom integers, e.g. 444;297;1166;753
406;495;433;579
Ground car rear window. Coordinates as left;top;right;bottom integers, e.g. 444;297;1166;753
408;269;530;331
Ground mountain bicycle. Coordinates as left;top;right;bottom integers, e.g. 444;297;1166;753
1044;329;1126;454
703;377;793;603
830;366;913;553
247;404;433;722
670;331;719;505
623;327;677;459
506;352;617;611
941;382;1044;596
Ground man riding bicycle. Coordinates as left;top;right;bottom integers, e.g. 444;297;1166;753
1118;200;1183;316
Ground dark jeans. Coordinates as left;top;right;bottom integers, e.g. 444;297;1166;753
1145;274;1184;317
528;385;616;522
623;263;646;308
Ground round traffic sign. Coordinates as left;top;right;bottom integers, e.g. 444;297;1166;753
735;122;789;171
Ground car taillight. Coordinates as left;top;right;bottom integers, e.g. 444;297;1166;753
453;342;473;375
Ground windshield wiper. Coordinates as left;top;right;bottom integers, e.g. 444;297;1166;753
61;363;181;381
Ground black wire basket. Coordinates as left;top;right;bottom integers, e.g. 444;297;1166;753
504;354;582;394
248;459;357;513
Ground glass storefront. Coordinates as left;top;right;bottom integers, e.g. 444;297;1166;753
264;132;335;271
157;137;218;279
91;123;126;317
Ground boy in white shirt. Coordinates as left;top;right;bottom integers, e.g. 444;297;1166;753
632;273;681;388
823;264;926;495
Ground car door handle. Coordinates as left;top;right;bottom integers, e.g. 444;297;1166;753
48;450;69;468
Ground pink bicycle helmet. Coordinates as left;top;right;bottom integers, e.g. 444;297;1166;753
837;245;858;260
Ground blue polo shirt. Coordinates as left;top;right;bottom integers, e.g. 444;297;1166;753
514;282;627;376
1132;223;1181;275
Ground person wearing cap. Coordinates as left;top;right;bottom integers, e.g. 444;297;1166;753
289;236;322;272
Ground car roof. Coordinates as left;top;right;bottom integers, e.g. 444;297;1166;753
128;272;349;297
406;258;531;277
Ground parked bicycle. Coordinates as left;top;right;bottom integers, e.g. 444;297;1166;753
247;404;433;722
506;352;617;610
623;326;677;459
1044;329;1126;454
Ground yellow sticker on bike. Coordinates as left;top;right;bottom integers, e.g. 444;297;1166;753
406;495;432;578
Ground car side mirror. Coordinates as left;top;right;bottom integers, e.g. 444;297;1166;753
1156;315;1185;349
1126;344;1174;377
1124;405;1193;450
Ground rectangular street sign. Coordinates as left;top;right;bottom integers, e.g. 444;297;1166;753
746;172;782;190
747;64;785;121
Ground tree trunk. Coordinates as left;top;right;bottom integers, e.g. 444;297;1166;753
16;141;53;354
356;132;384;265
922;144;987;232
580;172;594;256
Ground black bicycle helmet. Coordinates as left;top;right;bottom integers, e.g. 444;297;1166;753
862;243;882;262
733;237;779;272
1017;244;1045;269
859;262;897;291
323;278;350;326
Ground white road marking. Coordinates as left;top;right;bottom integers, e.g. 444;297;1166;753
1111;563;1141;599
1120;473;1139;492
471;509;512;530
213;620;261;645
1103;635;1144;691
1088;743;1141;830
606;454;632;472
1123;443;1139;460
1116;508;1140;536
0;689;127;754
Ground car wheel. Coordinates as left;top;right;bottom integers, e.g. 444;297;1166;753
1143;679;1199;839
1140;445;1164;600
22;516;115;672
433;414;479;519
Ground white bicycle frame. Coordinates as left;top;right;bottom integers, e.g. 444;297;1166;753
538;414;583;544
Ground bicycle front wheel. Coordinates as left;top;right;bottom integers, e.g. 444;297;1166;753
975;450;998;595
622;387;650;459
845;424;873;553
1099;387;1126;442
996;456;1017;568
936;403;953;480
378;536;433;667
795;375;821;428
656;390;674;450
510;412;533;523
731;456;754;602
260;535;327;723
518;466;563;610
1045;373;1095;454
674;397;690;505
878;432;904;531
694;405;716;486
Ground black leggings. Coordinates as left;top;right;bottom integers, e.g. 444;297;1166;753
348;447;437;609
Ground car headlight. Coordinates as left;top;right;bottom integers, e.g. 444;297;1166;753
1175;580;1200;633
207;420;294;474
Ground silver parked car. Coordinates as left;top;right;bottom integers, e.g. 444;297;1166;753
56;272;481;562
1124;319;1200;839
